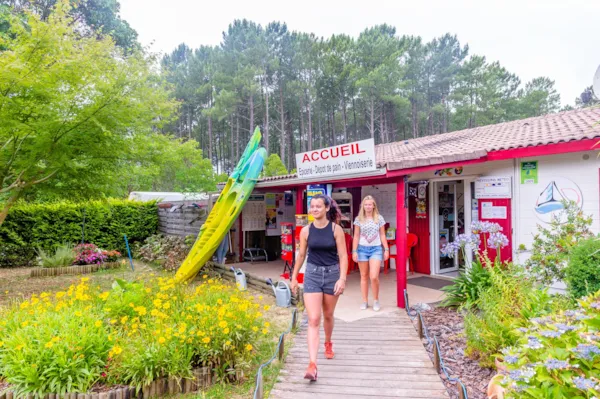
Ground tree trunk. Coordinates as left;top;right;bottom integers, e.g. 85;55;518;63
236;112;240;160
411;98;418;138
379;105;385;144
307;99;313;151
280;86;285;164
369;98;375;139
0;190;21;227
187;107;192;139
352;98;358;141
341;98;348;144
331;109;336;146
318;113;323;149
441;94;448;133
249;93;254;133
265;89;270;154
230;115;234;170
207;115;213;163
299;94;305;152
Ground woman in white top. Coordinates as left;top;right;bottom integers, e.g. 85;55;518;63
352;195;389;311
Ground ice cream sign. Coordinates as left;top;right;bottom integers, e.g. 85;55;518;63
295;139;377;178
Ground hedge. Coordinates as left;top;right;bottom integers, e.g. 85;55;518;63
565;236;600;299
0;199;158;267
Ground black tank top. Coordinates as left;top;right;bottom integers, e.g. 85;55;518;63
307;221;339;266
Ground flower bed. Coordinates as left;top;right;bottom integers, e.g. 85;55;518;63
0;276;268;397
30;262;122;278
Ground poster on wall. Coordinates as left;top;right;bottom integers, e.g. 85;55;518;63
284;193;293;206
521;161;538;184
475;177;512;199
534;177;583;224
306;184;331;209
243;194;266;231
416;199;427;218
481;202;507;219
418;183;427;199
439;229;449;258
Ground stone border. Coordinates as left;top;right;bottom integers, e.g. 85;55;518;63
30;262;122;278
0;367;212;399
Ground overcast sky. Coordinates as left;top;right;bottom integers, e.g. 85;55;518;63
119;0;599;107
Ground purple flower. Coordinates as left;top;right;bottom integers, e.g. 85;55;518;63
573;376;596;390
544;359;570;370
508;367;536;383
555;323;577;332
590;302;600;309
471;221;503;234
573;344;600;360
487;232;509;249
505;355;518;364
541;330;565;338
525;336;543;349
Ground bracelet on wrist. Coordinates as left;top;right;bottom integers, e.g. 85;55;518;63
383;248;389;251
351;250;357;254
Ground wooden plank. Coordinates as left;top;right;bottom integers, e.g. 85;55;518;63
278;369;443;382
285;358;435;368
287;348;430;356
277;375;446;389
271;383;448;398
275;363;439;375
284;352;432;362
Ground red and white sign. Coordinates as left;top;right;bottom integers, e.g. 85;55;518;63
295;139;376;178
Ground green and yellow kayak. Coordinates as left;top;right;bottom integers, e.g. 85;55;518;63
175;127;267;283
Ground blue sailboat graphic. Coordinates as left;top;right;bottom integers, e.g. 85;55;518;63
535;181;565;214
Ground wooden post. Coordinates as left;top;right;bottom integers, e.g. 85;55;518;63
417;314;424;339
396;176;407;308
433;342;441;374
292;310;297;330
256;369;264;399
278;334;285;361
459;386;466;399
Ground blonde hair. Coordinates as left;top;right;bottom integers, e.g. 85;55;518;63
357;195;381;224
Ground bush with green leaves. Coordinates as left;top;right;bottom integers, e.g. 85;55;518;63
135;234;195;271
501;290;600;398
36;243;76;268
0;199;158;267
525;200;593;285
565;236;600;299
441;259;491;309
464;264;568;368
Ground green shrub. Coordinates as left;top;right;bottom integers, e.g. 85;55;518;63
36;243;76;268
441;259;491;309
464;264;565;368
501;290;600;398
565;237;600;299
135;234;195;271
525;200;593;285
0;199;158;267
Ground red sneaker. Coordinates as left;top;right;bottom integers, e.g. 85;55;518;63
324;342;335;359
304;362;317;381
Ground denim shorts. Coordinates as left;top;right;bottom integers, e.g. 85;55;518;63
303;263;340;296
356;245;383;262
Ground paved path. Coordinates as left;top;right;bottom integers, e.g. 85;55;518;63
270;311;449;399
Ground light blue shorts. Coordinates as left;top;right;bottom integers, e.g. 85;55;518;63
356;245;383;262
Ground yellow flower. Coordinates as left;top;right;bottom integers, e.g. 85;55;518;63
134;306;147;315
145;288;151;293
112;345;123;355
217;299;223;305
151;309;160;316
51;336;60;343
252;326;259;332
263;305;271;311
0;341;4;347
20;301;29;309
121;316;129;324
246;344;253;351
95;320;103;328
262;328;268;335
258;295;263;300
81;277;90;282
99;292;110;301
202;275;208;279
219;321;227;328
110;319;117;325
264;322;270;328
153;299;162;308
223;328;230;334
45;341;54;348
21;321;29;327
162;302;171;310
16;344;24;351
75;311;83;317
158;337;166;344
225;340;231;347
202;337;211;344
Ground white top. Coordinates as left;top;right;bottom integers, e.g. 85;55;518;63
354;215;386;246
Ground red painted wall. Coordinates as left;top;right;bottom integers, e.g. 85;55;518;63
407;183;431;274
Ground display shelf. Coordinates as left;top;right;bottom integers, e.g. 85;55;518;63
332;192;353;235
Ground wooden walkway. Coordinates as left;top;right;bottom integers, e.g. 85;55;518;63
270;311;449;399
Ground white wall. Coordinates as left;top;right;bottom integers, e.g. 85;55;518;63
361;183;397;228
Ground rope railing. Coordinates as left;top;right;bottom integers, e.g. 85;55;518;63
253;308;300;399
404;289;469;399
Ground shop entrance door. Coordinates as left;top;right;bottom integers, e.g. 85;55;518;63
432;181;465;274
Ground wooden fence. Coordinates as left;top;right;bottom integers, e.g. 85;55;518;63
157;201;208;237
30;262;121;278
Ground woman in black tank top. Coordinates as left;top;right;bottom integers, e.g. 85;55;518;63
291;194;348;381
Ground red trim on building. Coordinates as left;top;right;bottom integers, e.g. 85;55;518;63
396;177;407;308
386;158;488;178
486;139;597;161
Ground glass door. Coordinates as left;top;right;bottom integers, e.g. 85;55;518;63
434;181;465;274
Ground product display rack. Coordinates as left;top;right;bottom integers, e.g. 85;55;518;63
332;192;353;235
